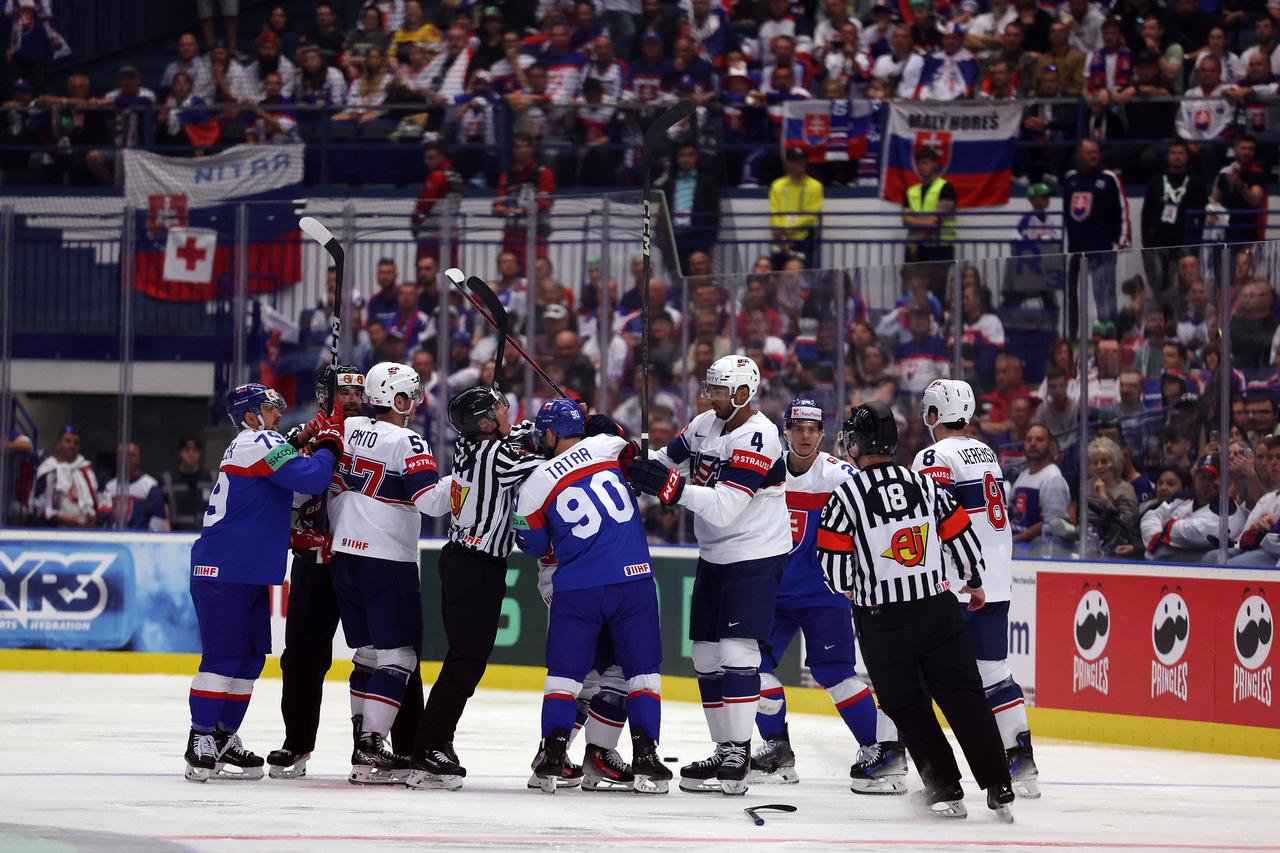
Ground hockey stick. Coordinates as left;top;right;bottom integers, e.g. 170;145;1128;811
299;216;345;415
443;268;570;400
639;99;695;459
743;804;797;827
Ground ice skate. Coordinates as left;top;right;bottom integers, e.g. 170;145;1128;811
749;725;798;784
849;740;908;795
211;730;265;781
715;741;751;796
183;728;217;783
527;739;584;790
266;747;309;779
1008;731;1040;799
581;744;634;792
910;783;968;818
679;742;730;793
531;728;571;794
350;714;362;749
630;731;672;795
349;731;411;785
988;780;1016;823
406;742;466;791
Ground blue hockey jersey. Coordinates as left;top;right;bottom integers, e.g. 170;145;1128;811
190;429;336;585
513;434;653;593
780;452;857;610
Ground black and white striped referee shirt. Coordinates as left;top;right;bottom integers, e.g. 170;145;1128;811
446;436;543;557
816;462;985;607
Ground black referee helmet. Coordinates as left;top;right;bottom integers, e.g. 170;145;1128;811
841;401;899;457
448;385;503;437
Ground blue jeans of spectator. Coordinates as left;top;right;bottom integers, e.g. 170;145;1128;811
1203;547;1280;567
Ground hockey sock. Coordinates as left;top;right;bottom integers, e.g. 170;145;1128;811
349;647;376;720
755;672;787;739
189;666;234;734
584;683;627;750
986;676;1030;750
693;641;727;742
213;655;263;734
827;678;877;746
362;647;416;737
624;673;662;742
720;638;761;743
542;675;583;739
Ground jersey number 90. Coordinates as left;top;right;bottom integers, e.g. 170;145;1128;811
557;470;635;540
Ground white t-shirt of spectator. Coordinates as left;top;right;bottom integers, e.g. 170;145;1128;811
860;22;893;53
233;56;297;102
1241;42;1280;77
582;59;630;102
968;6;1017;51
824;48;873;86
398;63;436;97
423;47;473;102
958;313;1005;353
813;16;859;59
162;56;214;100
757;16;814;58
345;75;390;109
1085;368;1120;408
874;51;926;98
1193;50;1245;84
1064;5;1106;56
489;53;536;94
1175;85;1233;141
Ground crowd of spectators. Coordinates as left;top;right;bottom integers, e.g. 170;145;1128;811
6;0;1280;189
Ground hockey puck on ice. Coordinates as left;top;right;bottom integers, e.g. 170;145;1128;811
663;757;678;763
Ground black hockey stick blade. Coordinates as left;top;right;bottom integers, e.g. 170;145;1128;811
643;99;696;150
300;216;345;414
743;804;797;826
463;274;509;384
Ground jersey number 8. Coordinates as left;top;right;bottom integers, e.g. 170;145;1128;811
983;471;1007;530
556;470;635;540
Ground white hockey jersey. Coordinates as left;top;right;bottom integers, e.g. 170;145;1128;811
913;435;1013;601
1141;496;1247;558
781;452;859;609
328;417;451;563
652;409;791;564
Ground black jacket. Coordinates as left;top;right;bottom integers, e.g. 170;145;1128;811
660;168;721;242
1141;172;1209;248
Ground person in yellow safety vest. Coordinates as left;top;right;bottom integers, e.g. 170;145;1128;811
769;148;825;266
901;146;957;300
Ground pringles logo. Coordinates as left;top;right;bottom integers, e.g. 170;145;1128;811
1073;583;1110;694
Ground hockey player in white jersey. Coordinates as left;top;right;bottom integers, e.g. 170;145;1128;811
327;361;453;784
751;398;908;795
630;355;791;795
912;378;1039;798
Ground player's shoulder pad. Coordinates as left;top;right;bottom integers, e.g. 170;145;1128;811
222;430;298;476
583;432;626;457
818;452;858;485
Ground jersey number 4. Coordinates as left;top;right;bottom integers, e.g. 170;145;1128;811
557;470;635;540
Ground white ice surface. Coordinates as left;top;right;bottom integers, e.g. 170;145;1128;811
2;672;1278;852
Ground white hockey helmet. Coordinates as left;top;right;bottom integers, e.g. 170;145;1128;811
365;361;423;414
701;354;761;404
920;379;976;430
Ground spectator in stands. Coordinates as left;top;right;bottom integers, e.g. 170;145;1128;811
540;22;587;104
163;33;215;100
1232;279;1278;369
822;21;871;93
661;141;721;266
390;0;441;63
299;2;345;69
1141;146;1208;301
768;148;823;266
1063;0;1105;56
981;353;1031;430
197;0;238;56
334;45;390;122
581;35;627;101
155;70;220;153
563;76;623;186
1018;68;1075;182
1063;139;1129;330
1138;17;1184;95
77;66;156;185
1193;27;1244;85
1245;390;1278;444
366;257;400;322
1010;424;1072;555
345;5;392;75
1085;18;1132;104
994;395;1036;474
410;141;461;261
906;0;941;52
873;25;926;99
1176;55;1234;182
1085;436;1143;556
553;329;597;403
1210;135;1267;245
916;24;980;100
1139;463;1190;516
388;42;434;101
1033;21;1086;94
3;0;68;93
422;24;472;104
296;45;347;111
956;282;1005;391
1227;54;1280;175
1168;0;1214;58
380;282;432;353
28;426;97;528
1012;183;1062;255
246;71;298;143
1112;52;1176;179
968;0;1017;56
1142;452;1247;561
160;437;213;532
902;146;956;300
494;132;555;274
467;6;505;76
1240;16;1280;77
232;30;295;103
893;305;949;396
1036;366;1081;436
1;78;47;175
207;40;237;105
987;21;1038;96
1208;436;1280;565
97;442;167;531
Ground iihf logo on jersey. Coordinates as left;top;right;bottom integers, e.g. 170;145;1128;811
1232;588;1273;707
1151;586;1189;702
1072;583;1110;695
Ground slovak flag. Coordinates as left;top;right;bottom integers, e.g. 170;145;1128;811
783;99;876;163
162;227;216;284
880;101;1022;207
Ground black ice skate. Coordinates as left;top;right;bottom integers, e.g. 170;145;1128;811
349;731;411;785
715;740;751;796
183;728;218;783
987;780;1016;823
630;730;672;795
1007;730;1040;799
749;724;798;784
849;740;908;795
211;730;265;781
531;728;571;794
581;744;634;792
527;739;584;790
910;783;968;819
266;747;310;779
350;714;362;748
406;742;467;791
679;742;730;793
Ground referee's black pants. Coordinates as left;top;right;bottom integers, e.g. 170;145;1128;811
415;542;507;752
279;550;424;756
853;593;1010;794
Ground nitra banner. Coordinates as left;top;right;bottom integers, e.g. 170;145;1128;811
123;144;305;301
782;99;875;163
879;102;1021;207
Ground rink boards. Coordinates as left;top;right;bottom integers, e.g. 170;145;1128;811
0;530;1276;759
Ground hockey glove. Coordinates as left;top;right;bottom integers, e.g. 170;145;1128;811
584;414;625;438
290;529;331;554
617;440;639;481
629;458;685;506
508;419;539;454
313;410;345;458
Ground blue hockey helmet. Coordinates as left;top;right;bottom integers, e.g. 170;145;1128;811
784;397;824;429
226;383;285;429
534;398;585;442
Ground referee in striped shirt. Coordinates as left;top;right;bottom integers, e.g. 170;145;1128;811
817;401;1014;820
411;386;543;782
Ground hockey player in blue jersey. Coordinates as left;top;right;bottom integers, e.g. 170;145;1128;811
750;399;909;795
184;383;343;782
513;399;672;795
